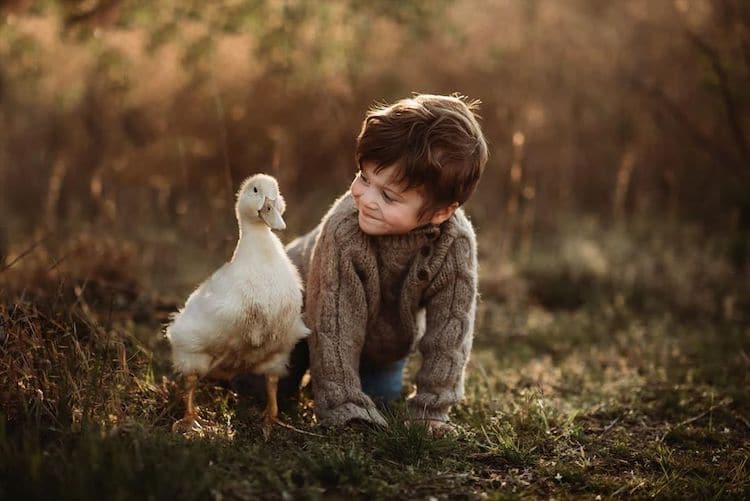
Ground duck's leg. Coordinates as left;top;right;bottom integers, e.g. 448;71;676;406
262;374;280;439
173;373;206;433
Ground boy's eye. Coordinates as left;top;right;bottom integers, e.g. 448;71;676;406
359;173;369;184
382;191;394;202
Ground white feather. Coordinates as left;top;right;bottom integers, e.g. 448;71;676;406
166;173;310;381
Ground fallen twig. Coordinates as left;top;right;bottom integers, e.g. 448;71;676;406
658;398;733;442
274;419;325;438
599;415;622;436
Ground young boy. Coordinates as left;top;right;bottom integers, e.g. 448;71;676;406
267;93;487;435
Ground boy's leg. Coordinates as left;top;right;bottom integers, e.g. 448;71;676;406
277;339;309;398
360;358;407;403
230;339;309;405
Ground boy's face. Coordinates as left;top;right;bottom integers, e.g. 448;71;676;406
351;162;455;236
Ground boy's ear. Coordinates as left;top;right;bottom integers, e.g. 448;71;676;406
429;202;459;226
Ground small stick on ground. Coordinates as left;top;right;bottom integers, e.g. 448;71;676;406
599;415;622;436
659;398;733;441
273;419;325;438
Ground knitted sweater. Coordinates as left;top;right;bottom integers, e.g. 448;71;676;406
286;191;478;427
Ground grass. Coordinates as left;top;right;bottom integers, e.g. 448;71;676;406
1;217;748;499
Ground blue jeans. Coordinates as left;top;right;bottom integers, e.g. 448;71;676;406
230;340;406;404
360;358;407;403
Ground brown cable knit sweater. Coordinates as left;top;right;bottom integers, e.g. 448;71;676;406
286;191;478;427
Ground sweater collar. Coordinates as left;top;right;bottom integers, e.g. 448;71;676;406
373;221;442;258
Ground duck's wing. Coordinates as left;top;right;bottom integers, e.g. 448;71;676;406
189;260;245;301
174;263;241;329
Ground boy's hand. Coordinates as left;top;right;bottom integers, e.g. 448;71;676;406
408;418;456;438
346;417;380;432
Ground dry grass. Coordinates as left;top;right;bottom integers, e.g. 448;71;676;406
1;218;749;499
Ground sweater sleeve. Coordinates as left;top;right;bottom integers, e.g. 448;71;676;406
408;236;477;422
306;221;387;428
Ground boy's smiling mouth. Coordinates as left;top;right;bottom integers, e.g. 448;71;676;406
359;209;381;221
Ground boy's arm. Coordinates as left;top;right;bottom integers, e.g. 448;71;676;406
408;236;477;423
306;223;387;428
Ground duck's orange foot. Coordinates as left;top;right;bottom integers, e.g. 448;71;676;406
172;413;209;434
261;411;281;440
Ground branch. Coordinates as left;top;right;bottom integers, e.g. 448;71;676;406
64;0;123;30
626;74;745;182
685;28;750;171
0;233;50;274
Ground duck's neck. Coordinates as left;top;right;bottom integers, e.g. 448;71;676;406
231;220;275;262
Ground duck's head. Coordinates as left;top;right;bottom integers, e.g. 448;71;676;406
236;174;286;230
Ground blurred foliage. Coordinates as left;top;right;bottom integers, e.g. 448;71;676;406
0;0;749;268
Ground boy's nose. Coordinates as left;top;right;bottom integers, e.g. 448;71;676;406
360;188;379;209
351;179;367;199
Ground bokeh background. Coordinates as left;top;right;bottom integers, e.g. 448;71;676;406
1;1;749;498
2;0;749;257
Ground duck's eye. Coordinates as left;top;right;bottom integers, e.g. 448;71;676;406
253;187;258;193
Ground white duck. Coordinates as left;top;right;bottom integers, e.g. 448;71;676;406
166;173;309;434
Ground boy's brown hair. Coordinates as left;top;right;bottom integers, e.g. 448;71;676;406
355;93;489;217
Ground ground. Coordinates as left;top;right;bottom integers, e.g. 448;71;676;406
1;216;748;499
